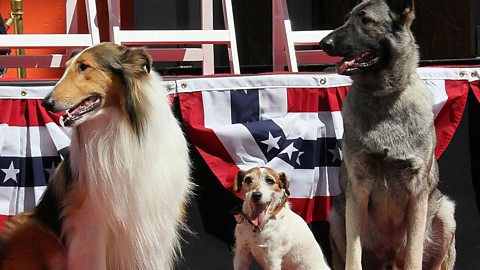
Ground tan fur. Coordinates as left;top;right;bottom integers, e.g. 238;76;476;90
0;213;66;270
0;43;192;269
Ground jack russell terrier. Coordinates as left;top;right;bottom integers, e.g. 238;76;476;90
232;167;330;270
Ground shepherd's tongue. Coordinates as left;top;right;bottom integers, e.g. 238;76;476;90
250;204;267;227
335;62;346;75
335;58;356;75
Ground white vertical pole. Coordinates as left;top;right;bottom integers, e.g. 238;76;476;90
223;0;240;74
201;0;215;75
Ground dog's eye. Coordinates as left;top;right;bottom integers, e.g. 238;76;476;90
266;178;275;185
78;63;89;72
244;177;252;184
361;16;373;24
358;10;373;24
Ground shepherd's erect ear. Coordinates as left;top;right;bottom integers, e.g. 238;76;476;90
279;172;290;196
386;0;415;26
232;170;246;193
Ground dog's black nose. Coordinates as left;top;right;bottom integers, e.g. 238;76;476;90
41;95;55;112
319;37;335;53
251;191;262;202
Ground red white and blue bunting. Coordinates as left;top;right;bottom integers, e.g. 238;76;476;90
0;67;478;227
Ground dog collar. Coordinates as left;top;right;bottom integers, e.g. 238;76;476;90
232;192;289;232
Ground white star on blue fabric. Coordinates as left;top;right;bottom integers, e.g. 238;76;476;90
296;151;304;165
261;132;281;152
45;162;56;180
280;142;299;160
2;161;19;183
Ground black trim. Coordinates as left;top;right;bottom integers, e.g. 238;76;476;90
31;154;72;236
0;80;57;87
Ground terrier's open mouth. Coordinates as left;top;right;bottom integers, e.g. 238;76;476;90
62;95;102;126
336;51;379;75
249;201;270;227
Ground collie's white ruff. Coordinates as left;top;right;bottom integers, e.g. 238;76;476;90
61;71;192;269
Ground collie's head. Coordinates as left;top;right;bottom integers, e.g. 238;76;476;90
42;42;152;135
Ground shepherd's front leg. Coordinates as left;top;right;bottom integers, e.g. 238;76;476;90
404;194;428;270
345;180;369;270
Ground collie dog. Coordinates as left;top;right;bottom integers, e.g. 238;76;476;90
232;167;330;270
0;42;192;270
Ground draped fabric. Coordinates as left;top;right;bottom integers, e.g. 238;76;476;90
178;69;476;222
0;85;70;226
0;67;478;227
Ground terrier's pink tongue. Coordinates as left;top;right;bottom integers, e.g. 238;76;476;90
250;204;267;227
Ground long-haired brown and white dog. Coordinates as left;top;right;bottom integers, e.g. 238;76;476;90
0;42;193;269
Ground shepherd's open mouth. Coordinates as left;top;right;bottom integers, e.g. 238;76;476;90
62;95;102;126
336;51;379;75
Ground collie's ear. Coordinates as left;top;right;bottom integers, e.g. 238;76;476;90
233;170;246;193
69;50;81;59
124;47;152;74
116;46;152;137
279;172;290;196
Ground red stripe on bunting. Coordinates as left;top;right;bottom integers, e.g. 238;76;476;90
0;215;10;232
289;196;331;223
179;92;240;191
287;87;349;112
434;80;469;158
168;94;175;105
0;99;62;126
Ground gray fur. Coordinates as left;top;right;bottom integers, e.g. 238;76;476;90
320;0;456;269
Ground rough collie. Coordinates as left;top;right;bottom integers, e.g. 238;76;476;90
0;42;193;270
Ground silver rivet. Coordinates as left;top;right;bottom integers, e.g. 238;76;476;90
471;71;478;78
181;82;187;89
319;78;327;85
20;90;27;96
459;71;467;77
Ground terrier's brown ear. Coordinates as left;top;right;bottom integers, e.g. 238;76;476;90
279;172;290;196
232;170;246;193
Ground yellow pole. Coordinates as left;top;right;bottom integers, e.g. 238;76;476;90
11;0;26;78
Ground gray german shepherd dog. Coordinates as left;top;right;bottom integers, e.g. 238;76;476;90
319;0;456;269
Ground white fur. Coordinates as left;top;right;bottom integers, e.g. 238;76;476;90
234;168;330;270
64;71;192;269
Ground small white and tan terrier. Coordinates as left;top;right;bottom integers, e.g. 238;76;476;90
232;167;330;270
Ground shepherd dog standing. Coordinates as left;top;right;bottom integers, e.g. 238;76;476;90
319;0;456;269
0;43;193;270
